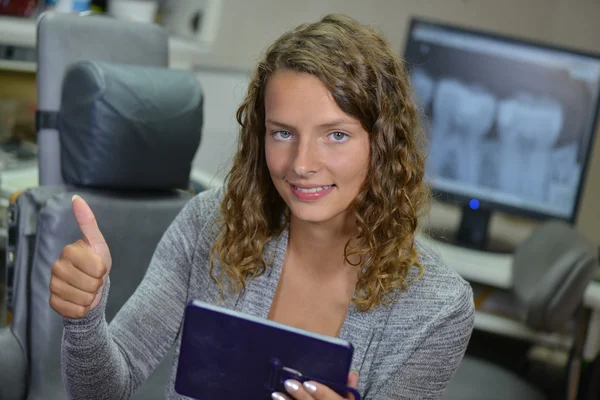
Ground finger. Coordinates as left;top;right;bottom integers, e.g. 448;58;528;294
301;381;345;400
346;371;359;400
347;371;359;388
50;275;97;307
71;195;107;252
52;258;105;293
271;393;292;400
49;294;91;319
60;244;107;279
280;380;314;400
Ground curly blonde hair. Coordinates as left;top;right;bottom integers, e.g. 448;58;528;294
210;14;430;311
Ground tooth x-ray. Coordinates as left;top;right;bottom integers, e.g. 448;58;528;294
405;21;600;220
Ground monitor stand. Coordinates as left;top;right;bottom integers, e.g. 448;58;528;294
426;205;516;254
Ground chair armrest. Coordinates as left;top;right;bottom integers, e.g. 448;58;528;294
0;326;27;400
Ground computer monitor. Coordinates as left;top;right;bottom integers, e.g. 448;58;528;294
403;18;600;252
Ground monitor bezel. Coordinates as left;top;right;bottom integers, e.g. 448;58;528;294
402;16;600;224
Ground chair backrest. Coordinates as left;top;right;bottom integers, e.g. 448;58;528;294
4;60;203;400
36;11;169;186
512;220;597;332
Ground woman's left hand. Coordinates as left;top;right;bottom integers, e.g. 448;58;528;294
272;371;359;400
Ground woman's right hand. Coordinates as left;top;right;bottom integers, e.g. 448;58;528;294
49;195;113;319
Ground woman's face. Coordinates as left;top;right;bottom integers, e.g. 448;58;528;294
264;70;370;226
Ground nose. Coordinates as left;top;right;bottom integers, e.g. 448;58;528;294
292;137;321;177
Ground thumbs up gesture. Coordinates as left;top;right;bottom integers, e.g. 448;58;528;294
49;195;113;319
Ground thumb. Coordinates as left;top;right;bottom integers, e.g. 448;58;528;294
71;195;109;258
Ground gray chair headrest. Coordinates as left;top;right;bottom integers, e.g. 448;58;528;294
58;60;203;190
512;220;597;332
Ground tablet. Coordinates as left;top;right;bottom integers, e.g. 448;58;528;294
174;300;358;400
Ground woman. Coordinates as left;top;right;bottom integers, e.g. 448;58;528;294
50;14;474;400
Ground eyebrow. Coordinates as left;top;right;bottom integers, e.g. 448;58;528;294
265;118;359;131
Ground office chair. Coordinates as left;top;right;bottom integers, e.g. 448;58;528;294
36;11;169;186
580;351;600;399
444;220;597;400
0;60;203;400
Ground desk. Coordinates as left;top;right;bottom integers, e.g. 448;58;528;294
0;164;38;197
418;233;600;362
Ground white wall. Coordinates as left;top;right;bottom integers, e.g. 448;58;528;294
192;67;250;184
195;0;600;71
190;0;600;243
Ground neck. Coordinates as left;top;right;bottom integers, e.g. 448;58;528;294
287;213;360;274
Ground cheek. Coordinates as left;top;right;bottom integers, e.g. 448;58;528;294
354;153;370;186
265;143;286;177
333;146;370;186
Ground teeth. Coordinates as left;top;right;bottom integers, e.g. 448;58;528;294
429;79;497;185
497;93;564;202
294;185;332;193
497;93;563;146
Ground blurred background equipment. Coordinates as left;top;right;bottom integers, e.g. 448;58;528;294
404;18;600;254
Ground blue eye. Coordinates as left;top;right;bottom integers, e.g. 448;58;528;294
329;132;348;142
273;130;293;140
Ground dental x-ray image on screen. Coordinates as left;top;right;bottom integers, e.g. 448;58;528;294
404;19;600;228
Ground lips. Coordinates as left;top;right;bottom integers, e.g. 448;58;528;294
289;183;336;201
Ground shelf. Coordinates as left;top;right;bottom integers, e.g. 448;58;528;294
0;15;208;72
416;232;600;310
417;233;514;288
0;15;36;48
474;311;573;349
0;59;36;73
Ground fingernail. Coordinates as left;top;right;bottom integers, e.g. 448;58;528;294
284;380;299;392
271;393;286;400
303;381;317;393
72;195;80;202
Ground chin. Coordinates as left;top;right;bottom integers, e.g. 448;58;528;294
287;203;347;224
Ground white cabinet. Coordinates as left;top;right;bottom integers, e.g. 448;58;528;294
0;16;36;72
0;13;214;72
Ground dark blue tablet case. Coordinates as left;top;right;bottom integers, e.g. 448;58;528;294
174;300;358;400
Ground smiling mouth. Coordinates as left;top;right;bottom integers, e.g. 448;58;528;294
290;184;335;193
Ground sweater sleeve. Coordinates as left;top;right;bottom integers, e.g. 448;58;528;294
372;282;475;400
60;191;215;400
